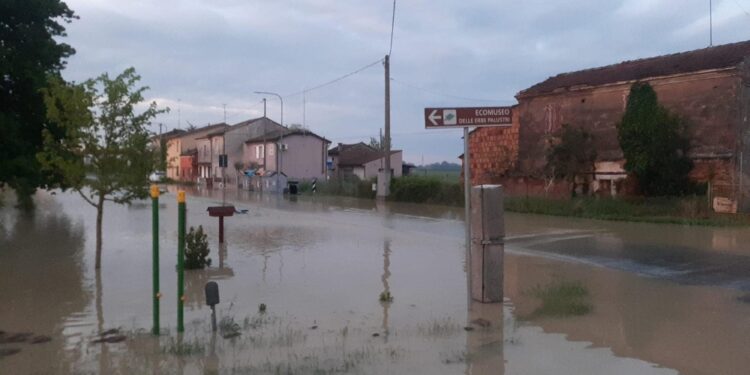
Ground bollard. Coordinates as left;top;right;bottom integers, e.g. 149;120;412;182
151;185;160;335
312;178;317;193
177;190;186;332
470;185;504;303
205;282;220;332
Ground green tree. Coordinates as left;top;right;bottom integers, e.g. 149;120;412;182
618;82;693;195
0;0;77;209
368;136;383;150
39;68;167;269
546;124;597;196
185;225;211;269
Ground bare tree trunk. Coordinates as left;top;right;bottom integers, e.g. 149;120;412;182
95;195;104;269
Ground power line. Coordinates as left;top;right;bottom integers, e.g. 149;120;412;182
390;78;515;103
285;58;384;98
731;0;750;16
389;0;397;55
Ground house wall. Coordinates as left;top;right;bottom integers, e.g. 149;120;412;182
362;151;403;180
244;141;277;172
224;119;285;185
179;155;196;181
166;138;181;179
278;134;329;180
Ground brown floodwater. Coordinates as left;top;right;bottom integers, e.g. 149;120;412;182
1;188;749;374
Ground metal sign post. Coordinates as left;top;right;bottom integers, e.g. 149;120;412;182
151;185;160;335
423;105;513;272
424;107;513;299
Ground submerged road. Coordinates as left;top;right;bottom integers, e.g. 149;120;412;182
216;188;750;292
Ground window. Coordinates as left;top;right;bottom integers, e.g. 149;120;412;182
269;145;274;156
203;145;207;157
256;145;264;159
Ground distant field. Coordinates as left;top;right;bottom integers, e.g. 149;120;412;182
410;169;460;181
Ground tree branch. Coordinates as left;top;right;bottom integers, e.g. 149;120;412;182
77;189;97;208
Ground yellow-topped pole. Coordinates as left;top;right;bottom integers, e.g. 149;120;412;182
150;185;160;335
177;190;186;332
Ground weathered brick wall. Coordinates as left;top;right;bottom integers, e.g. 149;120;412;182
511;69;742;191
467;108;520;186
517;70;741;173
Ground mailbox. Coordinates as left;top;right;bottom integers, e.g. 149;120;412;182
207;206;234;217
205;281;220;306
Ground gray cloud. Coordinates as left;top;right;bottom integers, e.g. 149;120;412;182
61;0;750;163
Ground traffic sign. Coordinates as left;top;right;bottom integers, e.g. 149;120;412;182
424;107;512;129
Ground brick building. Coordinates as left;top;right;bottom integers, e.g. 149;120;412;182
467;40;750;209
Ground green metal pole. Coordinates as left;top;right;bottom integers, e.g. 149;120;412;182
151;185;160;335
177;190;186;333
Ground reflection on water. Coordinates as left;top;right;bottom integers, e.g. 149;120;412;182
380;239;392;341
0;195;89;374
3;189;750;374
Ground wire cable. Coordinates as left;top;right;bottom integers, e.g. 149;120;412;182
285;58;384;97
389;0;397;55
731;0;750;17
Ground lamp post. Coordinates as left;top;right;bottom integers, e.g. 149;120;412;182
254;91;284;193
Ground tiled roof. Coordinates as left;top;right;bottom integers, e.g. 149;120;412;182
244;128;330;144
329;142;400;166
519;40;750;98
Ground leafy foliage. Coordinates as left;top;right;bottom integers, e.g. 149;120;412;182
185;225;211;269
368;136;383;150
389;176;463;206
546;124;596;196
39;67;167;268
618;82;693;195
0;0;77;209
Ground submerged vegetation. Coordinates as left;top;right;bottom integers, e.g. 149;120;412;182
185;225;211;269
526;280;592;318
379;291;394;303
505;196;750;226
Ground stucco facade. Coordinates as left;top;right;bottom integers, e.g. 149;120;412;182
244;129;330;181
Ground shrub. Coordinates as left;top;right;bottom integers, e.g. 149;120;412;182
618;82;693;196
185;225;211;269
389;176;463;206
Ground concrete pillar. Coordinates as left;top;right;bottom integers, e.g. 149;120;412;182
470;185;504;303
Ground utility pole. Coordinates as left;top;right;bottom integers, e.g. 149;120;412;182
263;98;267;117
381;54;392;197
254;91;284;193
709;0;713;47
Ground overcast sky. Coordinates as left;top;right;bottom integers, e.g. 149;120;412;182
60;0;750;164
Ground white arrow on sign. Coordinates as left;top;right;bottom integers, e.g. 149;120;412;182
428;109;442;126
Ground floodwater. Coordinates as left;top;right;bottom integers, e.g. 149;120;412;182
2;188;750;374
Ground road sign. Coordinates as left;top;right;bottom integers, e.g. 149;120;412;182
424;107;512;129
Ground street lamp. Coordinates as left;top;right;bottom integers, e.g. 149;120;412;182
254;91;284;193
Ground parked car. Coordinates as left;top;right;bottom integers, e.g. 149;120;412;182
149;171;165;182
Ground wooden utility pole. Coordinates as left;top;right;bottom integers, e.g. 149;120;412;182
382;54;392;197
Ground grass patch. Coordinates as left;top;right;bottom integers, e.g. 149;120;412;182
161;337;205;356
417;318;462;337
379;291;394;303
505;195;750;227
388;176;462;206
526;280;592;318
